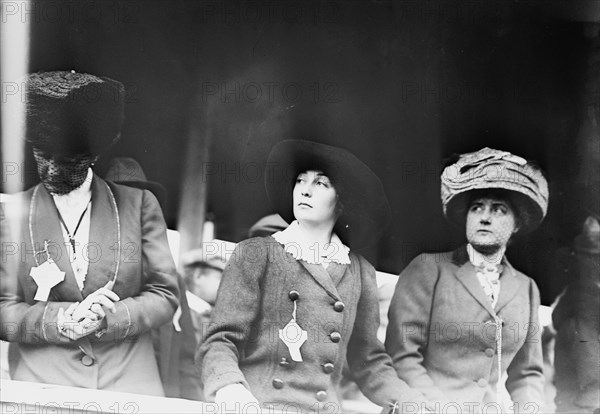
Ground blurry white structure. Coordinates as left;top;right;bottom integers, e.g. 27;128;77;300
1;0;30;194
166;229;181;265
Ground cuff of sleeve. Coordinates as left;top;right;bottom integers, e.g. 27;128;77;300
204;371;249;403
41;302;74;344
101;301;132;341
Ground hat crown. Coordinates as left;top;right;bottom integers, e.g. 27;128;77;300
24;70;125;157
26;71;104;98
105;157;148;183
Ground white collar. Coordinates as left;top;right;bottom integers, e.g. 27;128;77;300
467;243;505;267
272;220;351;265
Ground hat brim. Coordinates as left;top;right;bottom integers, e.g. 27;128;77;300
444;187;544;234
265;140;390;249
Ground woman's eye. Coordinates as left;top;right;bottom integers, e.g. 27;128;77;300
493;206;507;215
317;181;328;187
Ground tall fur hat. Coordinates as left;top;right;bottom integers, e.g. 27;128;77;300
24;70;125;157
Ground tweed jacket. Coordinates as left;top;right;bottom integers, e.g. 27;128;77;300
197;236;427;413
0;176;179;395
385;246;544;414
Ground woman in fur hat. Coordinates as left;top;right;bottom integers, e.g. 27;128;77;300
0;71;179;396
385;148;548;413
198;140;432;413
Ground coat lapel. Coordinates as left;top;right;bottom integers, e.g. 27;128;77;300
494;259;520;313
326;262;348;287
452;247;496;317
298;261;341;301
30;185;82;301
81;176;119;298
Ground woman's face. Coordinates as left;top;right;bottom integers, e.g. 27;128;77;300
293;170;338;228
465;196;519;254
33;148;95;195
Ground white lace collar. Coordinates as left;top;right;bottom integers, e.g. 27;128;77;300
272;221;351;265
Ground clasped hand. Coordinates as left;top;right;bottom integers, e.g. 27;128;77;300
57;282;120;340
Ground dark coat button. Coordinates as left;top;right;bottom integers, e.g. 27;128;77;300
279;357;290;366
484;348;494;358
322;362;334;374
81;355;94;366
272;378;284;389
316;390;327;401
330;332;341;343
333;301;345;312
288;290;300;301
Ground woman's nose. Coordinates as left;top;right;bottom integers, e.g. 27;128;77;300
479;207;491;223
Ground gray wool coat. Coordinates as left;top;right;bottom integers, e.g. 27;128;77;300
385;246;545;414
0;177;179;395
197;236;428;413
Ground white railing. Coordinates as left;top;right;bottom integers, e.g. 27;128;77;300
1;379;211;414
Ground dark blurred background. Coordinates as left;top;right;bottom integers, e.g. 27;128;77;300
2;0;599;305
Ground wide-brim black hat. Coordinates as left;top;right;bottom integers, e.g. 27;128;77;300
104;157;167;209
24;71;125;157
265;140;391;249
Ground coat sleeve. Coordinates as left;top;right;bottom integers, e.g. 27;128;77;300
196;239;267;401
346;255;429;411
0;202;72;344
98;189;179;341
505;278;545;412
385;254;452;405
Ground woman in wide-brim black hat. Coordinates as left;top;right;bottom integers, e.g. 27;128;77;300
198;140;431;413
386;147;548;412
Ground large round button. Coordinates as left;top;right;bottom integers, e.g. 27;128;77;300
330;332;341;343
484;348;494;358
272;378;284;389
288;290;300;301
477;378;488;387
316;390;327;401
333;301;345;312
279;357;290;366
81;355;94;366
322;362;334;374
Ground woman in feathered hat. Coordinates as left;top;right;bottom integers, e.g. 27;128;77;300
198;140;432;413
385;148;548;413
0;71;179;395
